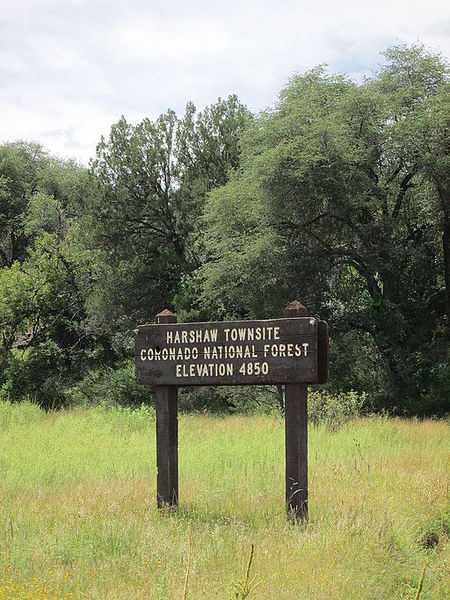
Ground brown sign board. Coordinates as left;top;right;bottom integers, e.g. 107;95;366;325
135;317;321;386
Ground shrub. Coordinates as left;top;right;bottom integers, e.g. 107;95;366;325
178;385;283;414
0;340;66;409
65;360;153;408
308;390;368;430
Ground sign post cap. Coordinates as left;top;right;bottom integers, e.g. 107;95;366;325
156;309;176;318
155;308;177;324
284;300;307;317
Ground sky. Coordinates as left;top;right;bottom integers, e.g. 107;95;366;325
1;0;449;164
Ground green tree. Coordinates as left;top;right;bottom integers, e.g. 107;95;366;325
200;45;449;413
0;142;47;267
0;141;89;268
87;96;249;335
0;143;102;407
378;44;450;342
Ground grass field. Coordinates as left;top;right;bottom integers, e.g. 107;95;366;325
0;401;448;599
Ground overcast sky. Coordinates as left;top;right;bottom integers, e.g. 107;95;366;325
1;0;449;164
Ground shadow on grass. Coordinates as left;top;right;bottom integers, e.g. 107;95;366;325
155;502;307;530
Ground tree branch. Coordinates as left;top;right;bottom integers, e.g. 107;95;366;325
392;170;416;221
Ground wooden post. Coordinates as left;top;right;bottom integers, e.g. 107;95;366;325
154;309;178;508
284;301;308;521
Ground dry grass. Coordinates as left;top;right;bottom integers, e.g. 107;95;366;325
0;402;448;599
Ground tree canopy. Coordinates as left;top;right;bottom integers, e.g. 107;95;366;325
86;96;250;333
0;45;448;414
200;44;449;413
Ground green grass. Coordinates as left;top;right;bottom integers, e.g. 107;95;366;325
0;401;448;599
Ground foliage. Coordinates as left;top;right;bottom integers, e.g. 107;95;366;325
200;44;449;414
1;340;65;408
65;361;153;408
0;144;110;408
178;385;281;414
0;142;47;268
308;389;368;430
0;45;449;415
178;386;368;427
86;96;250;336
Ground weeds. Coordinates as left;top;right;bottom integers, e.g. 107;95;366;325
308;390;367;430
183;529;192;600
232;544;258;599
414;563;427;600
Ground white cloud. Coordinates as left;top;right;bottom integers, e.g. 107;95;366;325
0;0;449;163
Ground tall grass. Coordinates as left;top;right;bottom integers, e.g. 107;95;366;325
0;401;448;598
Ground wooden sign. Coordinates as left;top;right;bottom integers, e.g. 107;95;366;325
135;317;320;386
135;301;329;522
